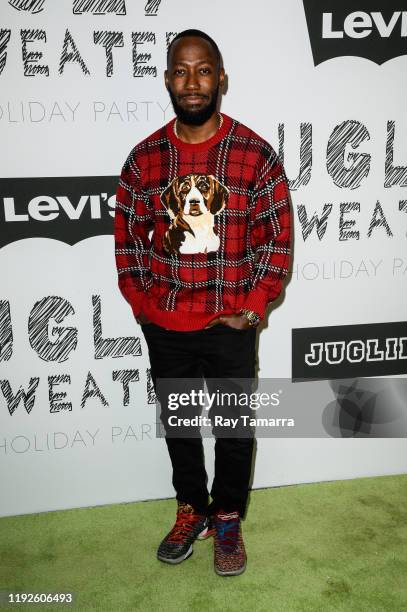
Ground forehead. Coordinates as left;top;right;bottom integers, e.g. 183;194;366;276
168;36;217;66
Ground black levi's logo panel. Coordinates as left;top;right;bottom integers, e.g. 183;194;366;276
303;0;407;66
292;321;407;380
0;176;118;248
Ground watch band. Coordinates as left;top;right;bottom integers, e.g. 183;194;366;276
240;308;260;327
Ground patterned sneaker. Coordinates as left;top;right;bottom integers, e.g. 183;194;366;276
213;510;247;576
157;501;213;564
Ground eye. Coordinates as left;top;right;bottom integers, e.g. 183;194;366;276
180;182;191;193
200;67;211;75
174;68;185;76
197;180;210;192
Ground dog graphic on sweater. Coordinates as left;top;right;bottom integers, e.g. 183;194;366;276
160;174;229;255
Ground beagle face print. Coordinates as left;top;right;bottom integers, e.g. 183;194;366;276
160;174;229;255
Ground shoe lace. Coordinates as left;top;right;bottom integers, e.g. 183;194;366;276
167;511;201;543
215;513;240;553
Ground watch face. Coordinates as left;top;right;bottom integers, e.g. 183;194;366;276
246;312;259;325
241;309;260;326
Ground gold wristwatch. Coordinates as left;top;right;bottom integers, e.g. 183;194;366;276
240;308;260;327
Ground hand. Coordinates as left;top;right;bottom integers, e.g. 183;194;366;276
136;311;152;325
204;313;251;330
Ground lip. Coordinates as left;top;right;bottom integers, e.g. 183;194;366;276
182;96;205;103
188;210;203;216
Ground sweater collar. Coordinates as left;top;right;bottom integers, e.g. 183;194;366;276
166;112;232;151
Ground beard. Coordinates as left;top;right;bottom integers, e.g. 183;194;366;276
168;84;220;126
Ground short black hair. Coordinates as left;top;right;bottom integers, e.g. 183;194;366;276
167;29;221;68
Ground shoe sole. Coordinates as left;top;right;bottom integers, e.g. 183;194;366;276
157;544;193;564
214;560;247;576
157;524;213;564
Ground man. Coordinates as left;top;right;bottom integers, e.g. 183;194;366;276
114;29;291;576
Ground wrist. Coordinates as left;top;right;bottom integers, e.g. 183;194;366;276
239;308;260;327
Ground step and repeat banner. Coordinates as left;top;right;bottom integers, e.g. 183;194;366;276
1;0;406;517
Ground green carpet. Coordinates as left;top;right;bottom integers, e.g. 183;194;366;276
1;474;407;611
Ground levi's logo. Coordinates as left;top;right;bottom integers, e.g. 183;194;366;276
0;176;117;248
292;321;407;380
302;1;407;66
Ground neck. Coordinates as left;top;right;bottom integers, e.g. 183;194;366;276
175;112;221;144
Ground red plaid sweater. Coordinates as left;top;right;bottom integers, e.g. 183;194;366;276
114;113;291;331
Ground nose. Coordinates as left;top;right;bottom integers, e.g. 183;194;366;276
185;70;199;91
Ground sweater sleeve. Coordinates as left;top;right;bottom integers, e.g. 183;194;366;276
114;150;154;318
241;146;292;319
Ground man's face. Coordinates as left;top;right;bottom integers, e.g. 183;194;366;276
165;36;225;126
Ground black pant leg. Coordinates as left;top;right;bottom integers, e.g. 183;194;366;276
199;325;257;517
141;323;209;514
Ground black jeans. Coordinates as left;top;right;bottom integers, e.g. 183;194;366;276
141;321;257;517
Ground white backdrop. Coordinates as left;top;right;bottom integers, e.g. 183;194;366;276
1;0;406;517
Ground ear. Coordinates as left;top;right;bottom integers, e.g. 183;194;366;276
160;178;180;219
218;67;225;90
209;176;229;215
164;69;169;90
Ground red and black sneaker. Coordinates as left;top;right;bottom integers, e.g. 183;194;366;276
157;501;214;564
213;510;247;576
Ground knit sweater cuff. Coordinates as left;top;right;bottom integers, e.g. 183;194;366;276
241;288;270;320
